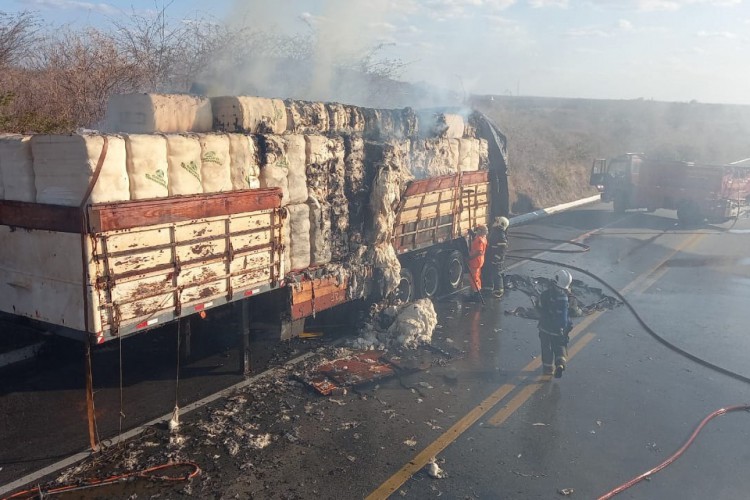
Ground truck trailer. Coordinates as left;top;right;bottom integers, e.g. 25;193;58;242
590;153;750;224
0;96;509;346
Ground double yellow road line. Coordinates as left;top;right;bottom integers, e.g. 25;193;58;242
366;232;705;499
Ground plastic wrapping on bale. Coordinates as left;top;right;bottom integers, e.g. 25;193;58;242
285;135;308;204
287;203;311;271
258;135;290;206
227;134;260;190
308;196;332;266
211;96;287;134
199;134;232;193
31;134;130;206
105;93;213;134
165;134;203;195
0;134;35;202
286;100;329;134
125;134;169;199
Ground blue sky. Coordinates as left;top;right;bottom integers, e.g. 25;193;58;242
3;0;750;104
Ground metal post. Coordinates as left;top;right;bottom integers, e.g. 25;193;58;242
239;299;251;377
180;316;192;360
84;341;99;452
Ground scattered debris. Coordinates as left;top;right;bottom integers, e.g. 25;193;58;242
404;437;417;447
427;458;445;479
532;422;548;426
558;487;575;496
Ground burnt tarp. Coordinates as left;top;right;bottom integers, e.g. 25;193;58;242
504;274;622;320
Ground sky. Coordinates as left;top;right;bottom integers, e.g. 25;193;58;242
3;0;750;105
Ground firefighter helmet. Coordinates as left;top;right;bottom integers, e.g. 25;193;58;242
554;269;572;290
494;216;510;230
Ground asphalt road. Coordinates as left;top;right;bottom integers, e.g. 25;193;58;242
2;203;750;499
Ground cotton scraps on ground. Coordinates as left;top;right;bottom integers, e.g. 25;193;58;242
352;298;438;350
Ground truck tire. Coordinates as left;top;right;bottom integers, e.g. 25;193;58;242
677;201;701;226
613;193;626;214
441;250;464;293
395;267;415;303
415;259;440;299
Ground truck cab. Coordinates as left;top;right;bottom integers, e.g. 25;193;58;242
589;153;643;212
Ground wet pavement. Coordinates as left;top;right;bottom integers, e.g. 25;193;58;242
2;204;750;499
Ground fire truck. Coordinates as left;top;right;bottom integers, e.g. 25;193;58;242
590;153;750;224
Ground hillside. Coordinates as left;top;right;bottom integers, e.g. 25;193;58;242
473;95;750;214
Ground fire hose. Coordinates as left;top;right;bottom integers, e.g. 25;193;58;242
504;230;750;498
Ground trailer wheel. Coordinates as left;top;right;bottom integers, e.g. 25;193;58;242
441;250;464;292
416;259;440;299
613;193;626;214
677;201;701;226
394;267;415;303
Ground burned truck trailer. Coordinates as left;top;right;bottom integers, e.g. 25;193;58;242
0;95;509;344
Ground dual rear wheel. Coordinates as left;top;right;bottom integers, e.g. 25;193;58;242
396;249;465;302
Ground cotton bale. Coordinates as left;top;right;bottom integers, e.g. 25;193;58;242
227;133;261;190
199;134;232;193
211;96;287;134
0;134;35;202
31;134;129;206
125;134;169;199
105;93;212;134
258;135;290;206
165;134;203;195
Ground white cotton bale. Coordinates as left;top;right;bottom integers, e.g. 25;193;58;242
418;112;465;139
478;138;489;170
0;134;35;202
287;203;311;271
285;135;308;204
125;134;169;200
282;208;292;275
227;134;261;190
348;106;366;132
199;134;232;194
165;134;203;196
458;138;481;172
105;93;212;134
259;135;290;206
211;96;287;134
305;135;336;165
308;196;331;266
32;134;129;206
409;138;458;179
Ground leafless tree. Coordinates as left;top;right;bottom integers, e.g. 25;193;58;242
0;10;39;68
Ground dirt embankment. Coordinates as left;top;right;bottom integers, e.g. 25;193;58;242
472;95;750;214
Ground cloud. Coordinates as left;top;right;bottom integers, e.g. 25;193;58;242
697;30;739;38
618;19;634;30
528;0;570;7
637;0;742;11
23;0;119;15
565;27;610;37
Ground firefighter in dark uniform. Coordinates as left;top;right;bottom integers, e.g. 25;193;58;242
487;216;509;298
537;269;574;378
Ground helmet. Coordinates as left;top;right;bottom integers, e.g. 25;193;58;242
494;216;510;230
554;269;572;290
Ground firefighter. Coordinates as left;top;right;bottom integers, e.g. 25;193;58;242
488;216;509;298
466;224;488;302
537;269;574;378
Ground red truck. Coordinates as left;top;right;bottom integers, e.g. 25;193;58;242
590;153;750;224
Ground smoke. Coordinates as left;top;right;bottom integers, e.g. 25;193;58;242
192;0;461;108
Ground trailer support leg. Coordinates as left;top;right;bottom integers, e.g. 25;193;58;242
180;317;192;361
239;300;252;377
84;342;99;452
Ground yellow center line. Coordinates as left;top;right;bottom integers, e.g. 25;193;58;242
487;332;596;427
366;231;706;500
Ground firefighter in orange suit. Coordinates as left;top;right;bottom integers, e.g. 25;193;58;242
467;224;488;302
